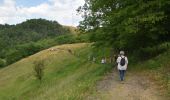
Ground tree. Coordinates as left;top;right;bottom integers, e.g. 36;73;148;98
0;18;73;66
33;59;45;81
0;58;6;67
78;0;170;55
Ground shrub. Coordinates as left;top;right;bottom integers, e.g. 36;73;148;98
6;49;23;64
33;59;45;81
0;58;6;67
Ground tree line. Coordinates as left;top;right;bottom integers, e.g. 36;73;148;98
77;0;170;60
0;19;86;67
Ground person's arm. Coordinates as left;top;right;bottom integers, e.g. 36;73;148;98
126;57;128;65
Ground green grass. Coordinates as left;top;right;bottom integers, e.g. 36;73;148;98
0;43;169;99
129;50;170;97
0;43;112;100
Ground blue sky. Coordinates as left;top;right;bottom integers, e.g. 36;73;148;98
15;0;48;7
0;0;84;26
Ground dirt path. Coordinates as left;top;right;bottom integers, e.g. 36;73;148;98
88;69;166;100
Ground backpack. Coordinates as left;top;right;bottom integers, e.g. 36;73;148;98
120;56;126;66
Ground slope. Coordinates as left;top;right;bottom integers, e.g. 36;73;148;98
0;18;71;66
0;43;111;100
0;43;169;100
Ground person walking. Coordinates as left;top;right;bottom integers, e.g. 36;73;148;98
101;57;106;64
116;51;128;81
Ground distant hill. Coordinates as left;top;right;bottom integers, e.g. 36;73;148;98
0;19;74;66
0;19;69;46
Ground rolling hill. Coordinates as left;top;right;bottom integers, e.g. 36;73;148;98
0;43;169;100
0;43;111;100
0;19;79;67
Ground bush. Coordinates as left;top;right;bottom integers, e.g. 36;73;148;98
55;34;76;44
33;59;45;81
6;49;23;64
0;58;6;67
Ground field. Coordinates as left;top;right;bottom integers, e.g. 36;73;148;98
0;43;112;100
0;43;169;100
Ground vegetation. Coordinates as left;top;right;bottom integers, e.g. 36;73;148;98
0;43;112;100
0;58;6;67
0;19;85;67
130;49;170;97
33;59;46;81
77;0;170;97
77;0;170;59
0;43;169;99
0;0;169;99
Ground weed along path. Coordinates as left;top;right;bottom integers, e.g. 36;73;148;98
88;69;166;100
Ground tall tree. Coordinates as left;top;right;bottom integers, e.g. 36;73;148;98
78;0;170;52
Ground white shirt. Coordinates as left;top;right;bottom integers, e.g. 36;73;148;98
116;55;128;70
101;59;105;64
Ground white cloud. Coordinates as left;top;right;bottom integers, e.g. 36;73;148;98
0;0;85;26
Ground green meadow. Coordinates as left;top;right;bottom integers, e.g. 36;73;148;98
0;43;112;100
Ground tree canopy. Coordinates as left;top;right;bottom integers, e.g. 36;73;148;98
78;0;170;56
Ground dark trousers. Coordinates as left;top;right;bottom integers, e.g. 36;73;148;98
119;70;126;81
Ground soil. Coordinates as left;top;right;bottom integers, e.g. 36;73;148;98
87;69;167;100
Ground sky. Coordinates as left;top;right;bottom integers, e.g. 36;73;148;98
0;0;84;26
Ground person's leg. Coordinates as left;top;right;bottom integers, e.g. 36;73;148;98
122;70;126;81
119;70;121;80
119;70;123;81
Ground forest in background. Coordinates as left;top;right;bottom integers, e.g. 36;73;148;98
0;0;169;99
0;19;88;67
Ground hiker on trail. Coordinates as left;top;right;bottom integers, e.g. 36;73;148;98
101;57;106;64
116;51;128;81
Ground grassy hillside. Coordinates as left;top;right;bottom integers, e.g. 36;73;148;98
130;50;170;97
0;43;169;100
0;43;112;100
